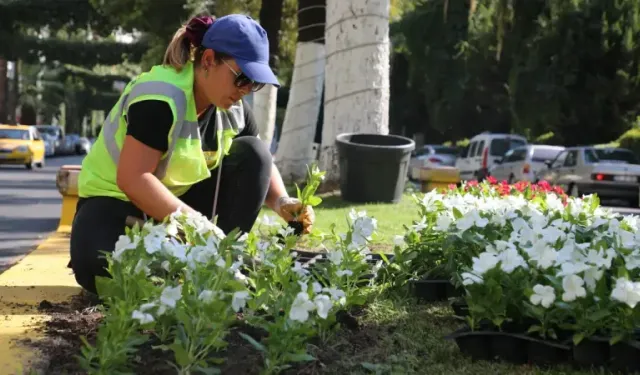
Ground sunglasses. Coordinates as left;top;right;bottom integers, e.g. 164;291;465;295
222;60;265;92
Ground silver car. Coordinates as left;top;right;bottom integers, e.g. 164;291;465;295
490;145;565;183
409;145;459;179
536;146;640;205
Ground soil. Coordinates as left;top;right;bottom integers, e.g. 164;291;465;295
22;293;367;375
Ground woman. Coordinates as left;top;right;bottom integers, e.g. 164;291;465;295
70;14;315;294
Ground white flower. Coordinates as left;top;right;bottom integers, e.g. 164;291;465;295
336;269;353;277
456;210;488;232
611;278;640;308
140;302;155;311
143;234;164;255
412;216;427;232
557;261;589;277
132;310;154;324
352;216;377;245
461;272;483;285
289;292;316;322
161;260;171;271
530;284;555;308
292;261;309;277
314;295;333;319
198;290;215;303
234;270;248;284
112;234;139;261
160;285;182;308
259;214;279;227
498;247;527;273
312;282;323;293
625;251;640;270
134;259;150;275
562;275;587;302
232;291;250;312
471;252;499;275
323;287;346;304
327;250;343;266
434;213;453;232
393;235;406;247
184;211;220;235
278;226;295;238
162;238;187;262
546;194;565;211
583;267;604;292
525;241;558;270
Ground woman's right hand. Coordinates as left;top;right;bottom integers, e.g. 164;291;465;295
117;135;194;221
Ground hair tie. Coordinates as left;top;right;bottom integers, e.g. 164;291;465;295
185;16;215;47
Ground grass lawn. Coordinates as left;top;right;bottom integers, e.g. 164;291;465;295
261;191;604;375
260;191;419;247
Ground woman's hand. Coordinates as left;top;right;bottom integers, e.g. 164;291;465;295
275;196;315;234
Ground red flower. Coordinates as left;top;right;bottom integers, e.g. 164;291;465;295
487;176;498;185
467;180;479;187
448;184;457;190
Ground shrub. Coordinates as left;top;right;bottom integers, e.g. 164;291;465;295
617;128;640;156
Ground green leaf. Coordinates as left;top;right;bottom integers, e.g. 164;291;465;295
573;333;585;346
295;184;302;201
194;366;221;375
452;207;463;219
588;309;611;321
238;332;266;352
169;342;191;367
307;196;322;206
287;353;316;362
610;334;625;346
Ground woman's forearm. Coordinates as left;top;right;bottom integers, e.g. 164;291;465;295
120;172;195;221
265;163;288;211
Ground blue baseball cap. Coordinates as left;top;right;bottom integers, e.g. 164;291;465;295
202;15;280;88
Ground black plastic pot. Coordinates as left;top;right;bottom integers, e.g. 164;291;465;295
572;337;610;368
450;299;469;317
526;338;571;366
336;133;415;203
410;279;449;302
610;341;640;373
445;282;463;298
490;334;528;364
446;327;493;361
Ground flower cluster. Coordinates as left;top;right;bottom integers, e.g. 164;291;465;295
402;179;640;345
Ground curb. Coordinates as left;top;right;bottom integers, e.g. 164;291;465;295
0;228;80;375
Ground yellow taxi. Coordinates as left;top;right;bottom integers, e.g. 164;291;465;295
0;124;46;169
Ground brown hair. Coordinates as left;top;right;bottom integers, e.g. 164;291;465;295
163;15;229;71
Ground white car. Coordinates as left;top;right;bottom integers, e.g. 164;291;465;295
489;145;565;183
455;132;528;181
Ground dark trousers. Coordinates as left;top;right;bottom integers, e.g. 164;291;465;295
69;136;272;294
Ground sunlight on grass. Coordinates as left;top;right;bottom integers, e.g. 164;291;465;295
260;192;418;245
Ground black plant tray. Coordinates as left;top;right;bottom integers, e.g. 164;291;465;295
450;299;469;318
446;326;571;365
409;278;462;302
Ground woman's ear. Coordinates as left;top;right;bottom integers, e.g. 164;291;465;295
201;49;216;70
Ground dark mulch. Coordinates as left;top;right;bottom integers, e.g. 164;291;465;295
21;292;366;375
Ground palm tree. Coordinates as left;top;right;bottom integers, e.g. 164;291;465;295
275;0;326;182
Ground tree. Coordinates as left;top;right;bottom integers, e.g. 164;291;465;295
252;0;284;146
275;0;327;182
318;0;391;181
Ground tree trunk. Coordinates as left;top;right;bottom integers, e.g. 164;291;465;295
274;0;326;182
319;0;391;181
253;0;284;147
0;59;6;123
6;60;18;124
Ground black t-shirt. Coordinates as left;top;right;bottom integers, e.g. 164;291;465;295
125;99;259;153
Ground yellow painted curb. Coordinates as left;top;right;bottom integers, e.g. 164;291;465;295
0;229;81;374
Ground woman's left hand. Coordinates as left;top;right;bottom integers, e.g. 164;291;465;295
275;196;315;234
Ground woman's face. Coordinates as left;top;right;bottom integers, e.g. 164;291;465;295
198;50;250;109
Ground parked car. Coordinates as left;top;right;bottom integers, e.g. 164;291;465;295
408;145;459;179
0;124;46;169
489;145;565;183
536;146;640;205
42;133;55;157
455;132;528;181
65;133;92;154
35;125;65;155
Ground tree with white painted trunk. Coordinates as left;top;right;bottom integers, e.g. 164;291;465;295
275;0;326;182
319;0;391;181
253;0;284;146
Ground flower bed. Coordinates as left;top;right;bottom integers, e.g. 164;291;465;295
396;178;640;371
71;168;399;375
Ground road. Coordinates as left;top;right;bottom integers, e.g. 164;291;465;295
0;155;84;272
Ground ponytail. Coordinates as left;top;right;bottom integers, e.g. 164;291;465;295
163;15;216;71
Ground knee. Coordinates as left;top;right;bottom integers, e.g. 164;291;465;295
232;136;272;171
